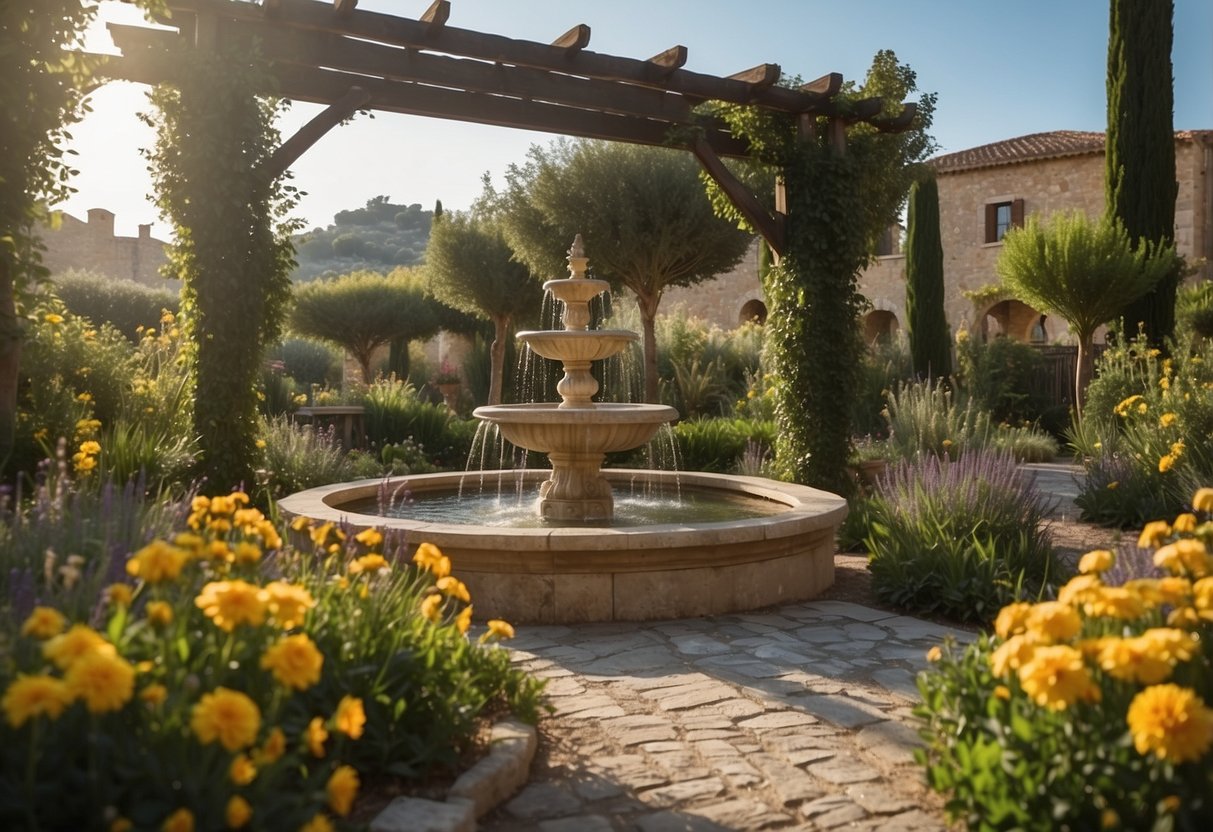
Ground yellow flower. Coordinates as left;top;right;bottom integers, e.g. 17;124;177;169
111;818;134;832
925;645;942;662
420;593;443;622
1083;586;1146;620
480;619;516;643
229;753;257;785
140;683;168;707
1097;637;1175;685
2;675;72;727
43;624;113;670
1106;480;1118;490
65;651;136;713
21;606;66;639
1154;539;1210;576
1078;549;1114;575
1114;394;1143;417
1172;513;1198;534
1159;412;1178;427
455;605;472;635
43;313;64;325
162;808;195;832
255;438;267;449
1159;454;1176;473
354;528;383;548
126;540;189;584
1194;577;1213;619
225;795;252;829
1126;684;1213;763
437;576;471;603
990;634;1036;678
190;687;261;751
993;602;1033;640
1171;440;1186;457
79;440;101;455
1025;601;1081;644
1017;645;1098;711
105;583;133;607
1192;487;1213;513
232;542;262;565
1101;809;1119;829
941;439;953;449
1138;520;1172;549
306;716;329;757
349;554;390;575
260;634;324;691
73;454;97;473
254;726;286;765
993;685;1011;701
146;601;174;628
195;580;268;631
299;814;334;832
333;696;366;739
264;581;316;629
326;764;360;816
412;542;451;578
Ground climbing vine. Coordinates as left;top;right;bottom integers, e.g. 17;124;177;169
143;44;300;492
711;51;936;493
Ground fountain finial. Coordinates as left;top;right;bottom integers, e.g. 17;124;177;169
567;233;588;279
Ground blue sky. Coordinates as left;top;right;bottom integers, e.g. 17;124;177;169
65;0;1213;238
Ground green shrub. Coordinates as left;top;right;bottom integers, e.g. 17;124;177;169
917;498;1213;829
956;334;1049;425
360;377;465;458
866;450;1059;623
52;269;180;341
273;336;341;388
259;415;365;500
884;379;990;460
850;339;913;438
673;418;776;473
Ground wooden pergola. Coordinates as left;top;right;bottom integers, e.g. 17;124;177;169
104;0;916;257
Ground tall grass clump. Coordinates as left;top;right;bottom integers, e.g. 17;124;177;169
866;450;1059;623
259;415;361;500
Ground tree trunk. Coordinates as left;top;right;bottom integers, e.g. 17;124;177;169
1075;335;1095;420
387;337;411;380
0;258;18;474
638;293;660;404
358;352;374;385
489;315;509;405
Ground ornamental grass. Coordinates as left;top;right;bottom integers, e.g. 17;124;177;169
917;488;1213;829
0;488;543;831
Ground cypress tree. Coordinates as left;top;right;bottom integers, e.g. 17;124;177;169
1106;0;1178;343
904;175;951;379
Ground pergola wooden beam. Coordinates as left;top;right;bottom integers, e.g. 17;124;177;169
419;0;449;28
333;0;356;18
691;136;784;257
552;24;590;52
728;63;781;89
801;72;843;96
262;85;371;180
646;45;688;76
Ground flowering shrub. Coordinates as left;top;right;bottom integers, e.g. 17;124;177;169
0;492;542;829
917;489;1213;829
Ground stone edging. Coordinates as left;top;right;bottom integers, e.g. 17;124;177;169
369;718;538;832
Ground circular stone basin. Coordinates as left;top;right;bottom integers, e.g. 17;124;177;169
278;470;847;624
517;330;638;363
472;403;678;455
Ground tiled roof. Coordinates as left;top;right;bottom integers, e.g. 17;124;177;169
930;129;1213;174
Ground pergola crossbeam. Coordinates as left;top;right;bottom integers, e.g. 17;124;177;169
263;85;371;180
551;24;590;52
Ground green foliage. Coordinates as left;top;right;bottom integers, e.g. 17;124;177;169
499;140;751;402
672;418;776;473
1107;0;1179;344
904;176;951;378
292;196;432;280
653;315;765;419
1176;280;1213;339
358;377;472;468
258;415;364;500
955;334;1048;425
51;269;180;341
289;268;444;384
850;340;914;438
143;43;299;493
866;451;1058;623
711;52;937;494
271;337;341;389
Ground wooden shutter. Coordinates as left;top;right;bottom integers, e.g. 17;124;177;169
1011;198;1025;228
984;203;998;243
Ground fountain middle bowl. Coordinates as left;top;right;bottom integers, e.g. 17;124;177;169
517;329;638;363
473;402;679;454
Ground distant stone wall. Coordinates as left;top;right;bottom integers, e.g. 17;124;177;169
39;208;170;286
662;239;763;329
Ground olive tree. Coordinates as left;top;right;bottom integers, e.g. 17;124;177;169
997;211;1176;415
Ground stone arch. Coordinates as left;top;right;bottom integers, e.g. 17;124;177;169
738;298;767;325
978;298;1048;343
862;309;900;346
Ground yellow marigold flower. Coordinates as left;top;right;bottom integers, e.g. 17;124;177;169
1124;577;1192;607
146;601;174;628
229;754;257;786
1114;394;1143;417
1159;412;1178;427
1127;684;1213;764
290;515;311;532
993;685;1011;701
260;634;324;690
209;495;237;515
2;674;72;727
1106;480;1118;490
299;814;334;832
1171;440;1186;457
1159;454;1176;473
79;440;101;455
1173;513;1198;534
1168;606;1202;628
173;532;205;554
1154;539;1210;576
455;605;473;635
43;624;113;670
43;313;64;325
162;808;194;832
306;716;328;757
941;438;953;449
1083;586;1147;620
354;528;383;548
1138;402;1148;414
232;542;261;565
309;522;337;548
991;634;1036;677
437;576;471;603
254;726;286;765
925;645;942;662
1192;488;1213;513
1141;627;1200;663
1025;602;1082;644
21;606;66;639
140;683;168;707
264;581;316;629
257;521;283;551
190;687;261;751
1078;549;1114;575
420;593;443;622
326;764;360;816
993;602;1034;640
349;554;390;575
255;438;267;449
334;695;366;739
65;651;136;714
481;619;516;643
196;580;268;631
412;542;451;578
126;540;190;584
1194;577;1213;618
1097;637;1174;685
225;796;252;829
1017;645;1098;711
105;583;133;607
1138;521;1172;548
1101;809;1119;829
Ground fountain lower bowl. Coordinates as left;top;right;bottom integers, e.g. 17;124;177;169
279;470;847;623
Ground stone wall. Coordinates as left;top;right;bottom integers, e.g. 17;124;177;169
39;208;170;286
662;239;763;329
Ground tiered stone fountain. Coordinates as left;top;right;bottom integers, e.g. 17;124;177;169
280;236;847;623
473;235;677;523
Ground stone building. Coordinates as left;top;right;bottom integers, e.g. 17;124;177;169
39;208;170;286
857;129;1213;344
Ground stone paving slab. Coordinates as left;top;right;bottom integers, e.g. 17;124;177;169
481;598;973;831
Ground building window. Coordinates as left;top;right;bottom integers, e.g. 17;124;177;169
984;198;1024;243
875;224;901;257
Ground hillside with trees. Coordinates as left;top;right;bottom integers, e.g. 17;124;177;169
292;195;434;281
